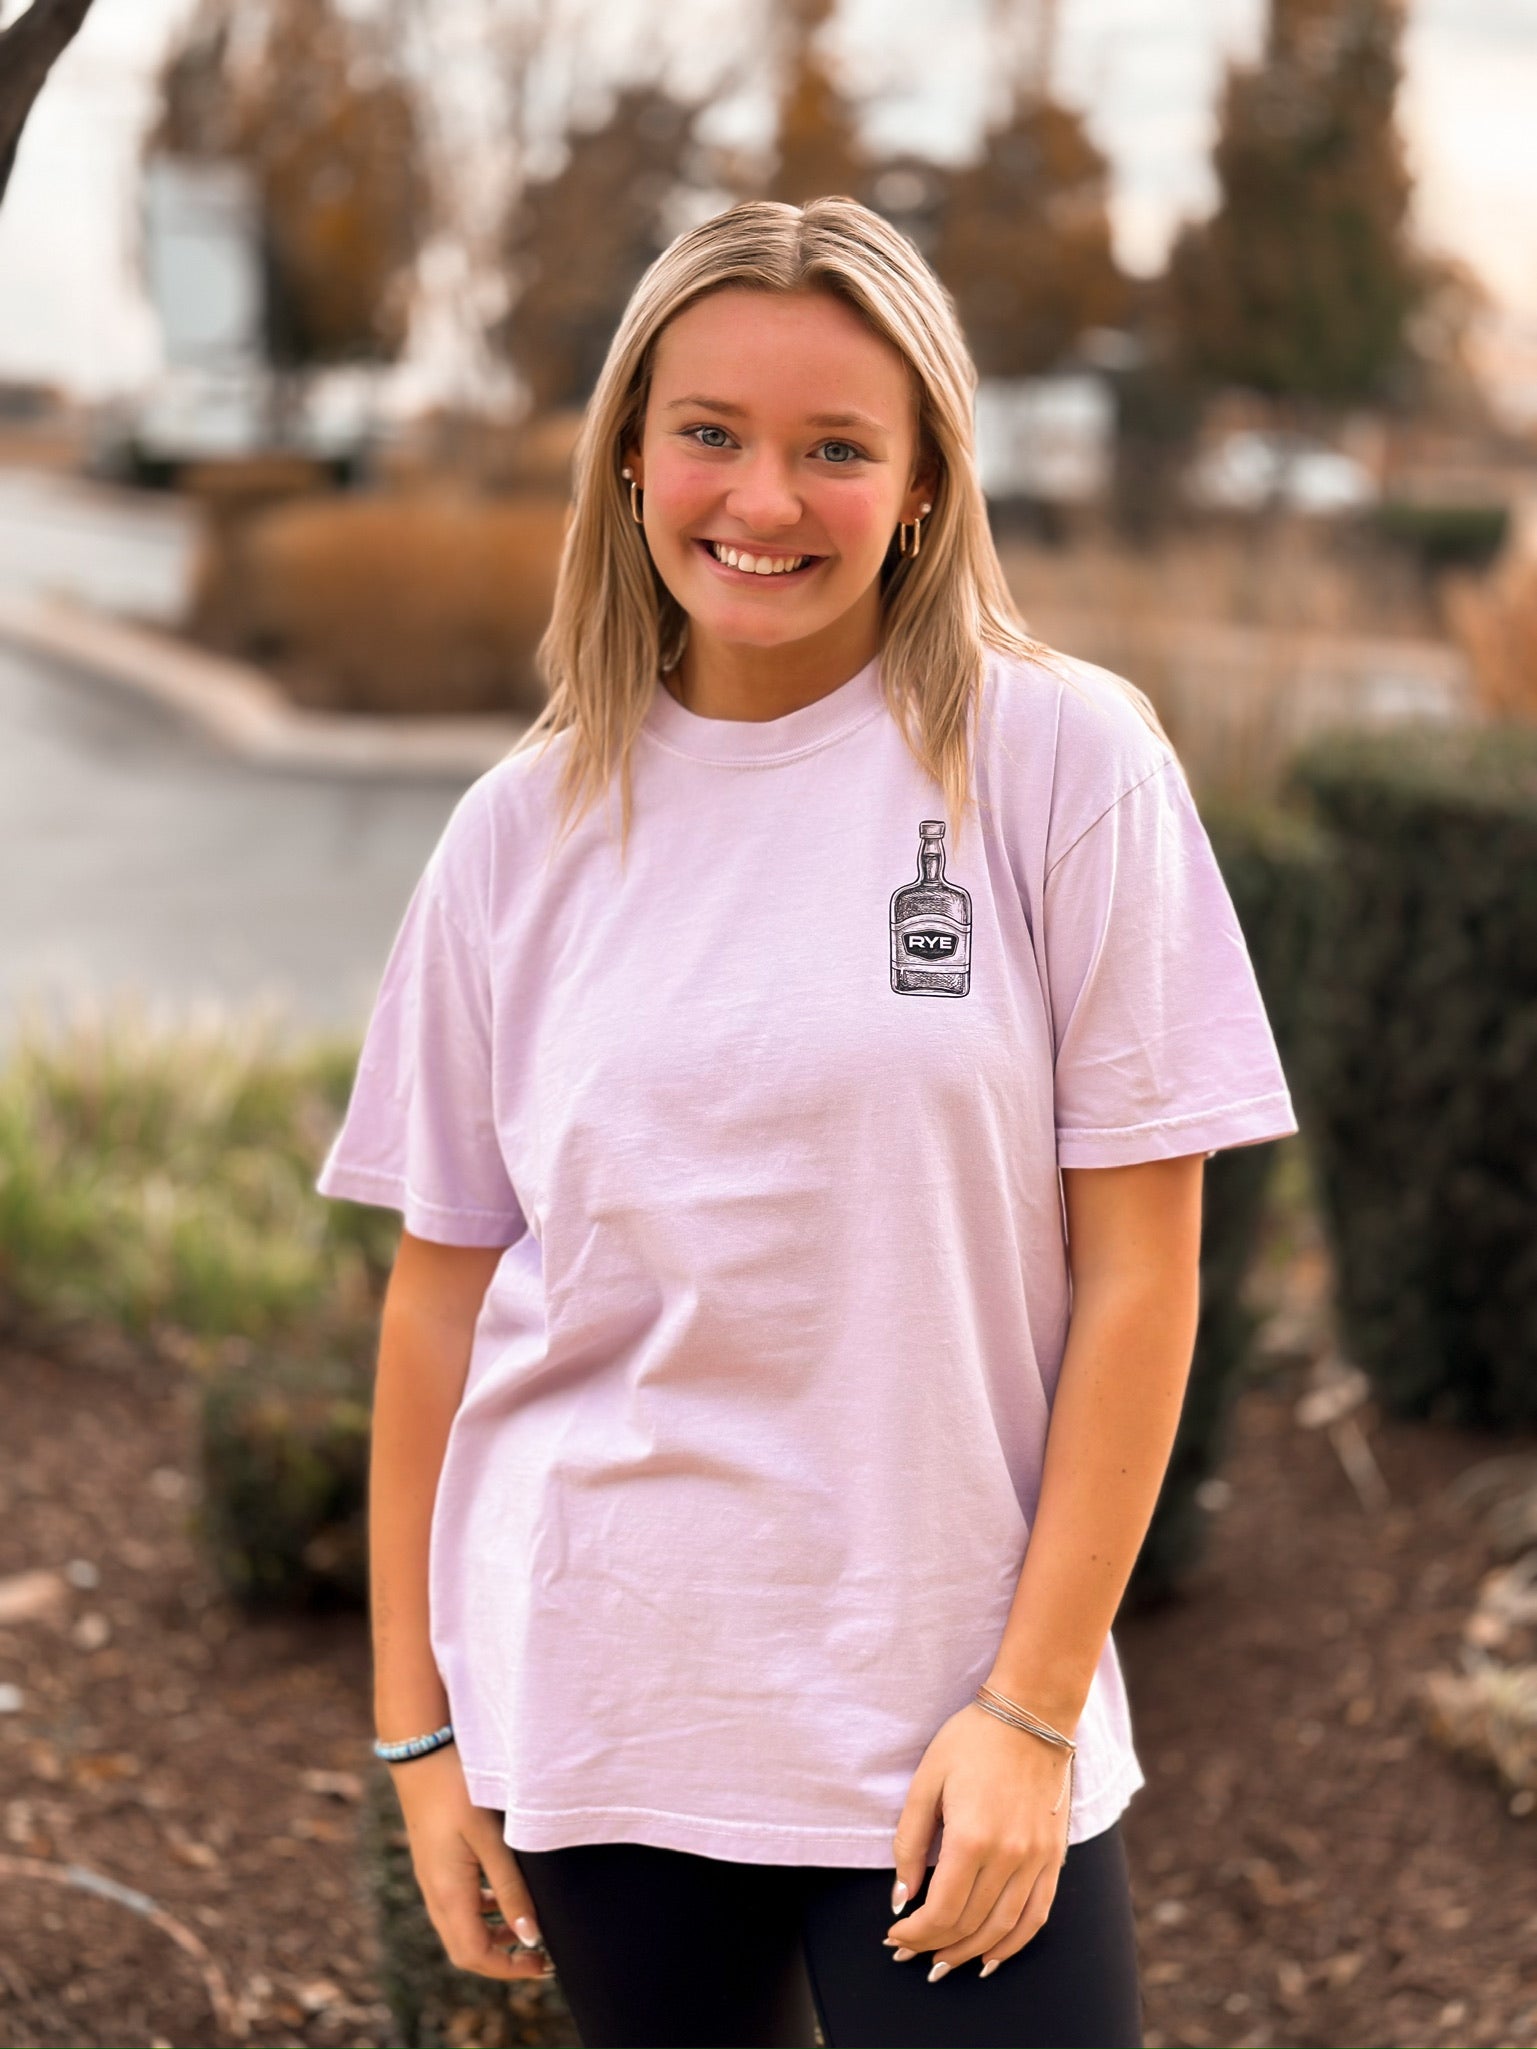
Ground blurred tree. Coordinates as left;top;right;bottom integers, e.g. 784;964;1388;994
1163;0;1426;407
769;0;863;205
0;0;95;206
497;83;697;411
932;88;1128;377
149;0;428;373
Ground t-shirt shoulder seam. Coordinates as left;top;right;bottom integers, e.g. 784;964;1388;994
420;843;489;956
1044;755;1175;882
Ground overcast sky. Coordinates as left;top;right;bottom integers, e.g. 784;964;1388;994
0;0;1532;410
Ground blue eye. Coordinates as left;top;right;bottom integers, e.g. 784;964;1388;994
820;441;862;464
688;425;733;448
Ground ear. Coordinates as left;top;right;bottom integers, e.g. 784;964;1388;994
902;452;939;522
620;441;644;487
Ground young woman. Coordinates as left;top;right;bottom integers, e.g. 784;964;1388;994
316;196;1297;2049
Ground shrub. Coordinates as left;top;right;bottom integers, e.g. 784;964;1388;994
196;1344;372;1608
190;484;566;717
0;992;392;1352
1125;799;1328;1608
360;1762;578;2047
1371;499;1511;573
1283;721;1537;1427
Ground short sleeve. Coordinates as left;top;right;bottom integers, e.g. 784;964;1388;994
314;840;527;1247
1044;757;1299;1168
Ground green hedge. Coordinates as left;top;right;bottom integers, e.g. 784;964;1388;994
1124;799;1328;1609
196;1345;372;1608
1369;500;1511;572
0;999;395;1349
1282;719;1537;1428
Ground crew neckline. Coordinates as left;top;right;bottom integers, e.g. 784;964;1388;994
640;653;886;764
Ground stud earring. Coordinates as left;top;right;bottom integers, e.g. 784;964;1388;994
620;466;643;526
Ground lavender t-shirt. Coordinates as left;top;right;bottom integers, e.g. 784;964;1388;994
315;647;1297;1865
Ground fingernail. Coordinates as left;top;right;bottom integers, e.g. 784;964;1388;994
979;1959;1000;1979
928;1959;951;1983
514;1915;542;1946
892;1947;916;1962
891;1879;908;1914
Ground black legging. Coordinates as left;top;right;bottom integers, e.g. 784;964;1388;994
511;1819;1143;2048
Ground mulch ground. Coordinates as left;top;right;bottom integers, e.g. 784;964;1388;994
1;1284;1534;2049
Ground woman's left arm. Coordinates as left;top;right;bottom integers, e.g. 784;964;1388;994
883;1151;1205;1978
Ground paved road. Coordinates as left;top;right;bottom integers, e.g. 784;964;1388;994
0;636;473;1062
0;466;485;1059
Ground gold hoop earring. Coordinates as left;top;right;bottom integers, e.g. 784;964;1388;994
621;466;643;526
897;502;932;559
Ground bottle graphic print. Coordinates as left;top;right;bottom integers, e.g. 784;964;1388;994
890;820;971;996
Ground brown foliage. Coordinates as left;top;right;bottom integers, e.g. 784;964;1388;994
149;0;427;369
768;0;863;206
500;85;696;412
190;487;565;717
933;91;1126;377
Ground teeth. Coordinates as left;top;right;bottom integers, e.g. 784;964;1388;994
709;542;806;575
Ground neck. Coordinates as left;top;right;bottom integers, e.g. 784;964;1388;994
669;591;881;722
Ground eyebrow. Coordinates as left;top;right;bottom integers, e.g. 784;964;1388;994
660;394;888;433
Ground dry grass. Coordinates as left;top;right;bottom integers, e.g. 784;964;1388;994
1000;516;1464;805
999;515;1440;643
1443;548;1537;722
190;484;567;717
185;481;1492;798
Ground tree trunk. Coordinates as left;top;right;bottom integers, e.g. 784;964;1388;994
0;0;97;207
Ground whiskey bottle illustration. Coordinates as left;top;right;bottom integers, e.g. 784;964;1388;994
890;820;971;996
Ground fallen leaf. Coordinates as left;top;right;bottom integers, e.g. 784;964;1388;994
300;1767;364;1803
0;1571;67;1626
167;1834;221;1870
296;1976;345;2013
292;1812;348;1843
71;1752;141;1785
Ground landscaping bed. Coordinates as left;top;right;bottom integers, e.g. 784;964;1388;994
1;1215;1533;2048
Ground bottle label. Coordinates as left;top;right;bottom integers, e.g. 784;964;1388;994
901;927;959;960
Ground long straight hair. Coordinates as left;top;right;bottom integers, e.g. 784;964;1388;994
512;195;1171;859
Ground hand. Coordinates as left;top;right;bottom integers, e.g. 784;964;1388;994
388;1745;555;1982
884;1701;1072;1980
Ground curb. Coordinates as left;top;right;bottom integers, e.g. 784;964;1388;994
0;589;532;777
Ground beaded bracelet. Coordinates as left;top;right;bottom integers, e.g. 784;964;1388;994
373;1723;456;1764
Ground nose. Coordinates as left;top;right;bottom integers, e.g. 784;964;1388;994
722;451;803;537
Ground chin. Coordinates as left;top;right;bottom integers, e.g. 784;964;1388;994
681;573;853;649
696;604;828;649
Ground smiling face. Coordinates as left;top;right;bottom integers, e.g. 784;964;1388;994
624;286;935;681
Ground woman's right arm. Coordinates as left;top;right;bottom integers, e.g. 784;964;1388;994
371;1226;552;1982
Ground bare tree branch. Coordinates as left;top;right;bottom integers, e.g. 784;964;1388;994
0;0;97;205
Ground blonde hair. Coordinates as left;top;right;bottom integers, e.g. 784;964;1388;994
513;194;1170;857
